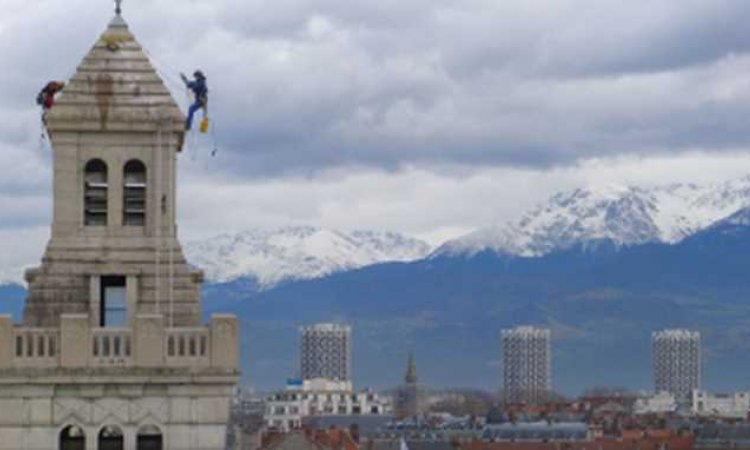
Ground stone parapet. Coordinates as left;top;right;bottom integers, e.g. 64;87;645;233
0;313;238;373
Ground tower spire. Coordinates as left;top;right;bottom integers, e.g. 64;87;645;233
115;0;122;15
405;352;418;384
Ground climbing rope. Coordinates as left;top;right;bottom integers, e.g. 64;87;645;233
38;119;48;156
154;123;163;316
142;48;185;96
168;123;176;328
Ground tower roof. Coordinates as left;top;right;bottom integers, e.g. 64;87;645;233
47;16;184;134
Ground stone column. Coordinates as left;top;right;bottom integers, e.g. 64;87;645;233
210;315;238;370
135;314;164;367
60;314;90;368
0;315;12;368
126;275;138;327
89;275;101;327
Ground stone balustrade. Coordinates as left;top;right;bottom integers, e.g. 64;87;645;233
0;313;238;371
91;327;133;366
12;328;59;368
166;327;210;368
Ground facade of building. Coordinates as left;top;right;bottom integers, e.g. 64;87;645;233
692;390;750;419
652;329;700;403
634;391;678;415
300;324;351;382
502;326;551;404
265;379;391;432
0;10;238;450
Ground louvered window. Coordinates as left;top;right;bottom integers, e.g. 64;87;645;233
123;159;146;226
84;159;108;226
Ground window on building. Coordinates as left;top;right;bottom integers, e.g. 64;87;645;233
59;425;85;450
123;159;147;226
100;276;127;327
98;425;123;450
137;425;163;450
84;159;108;226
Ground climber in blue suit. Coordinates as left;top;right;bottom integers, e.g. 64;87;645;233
181;70;208;131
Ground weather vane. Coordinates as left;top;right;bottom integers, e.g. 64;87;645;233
115;0;122;15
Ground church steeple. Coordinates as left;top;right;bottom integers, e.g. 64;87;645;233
397;352;423;419
405;352;418;384
24;13;196;328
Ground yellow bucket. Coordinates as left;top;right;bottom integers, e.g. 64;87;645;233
199;117;210;133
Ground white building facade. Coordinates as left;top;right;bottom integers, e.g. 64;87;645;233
502;326;551;404
265;379;391;432
652;329;701;403
634;391;678;415
692;390;750;419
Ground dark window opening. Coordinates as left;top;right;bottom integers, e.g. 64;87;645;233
137;425;163;450
98;425;124;450
84;159;108;226
60;425;86;450
123;159;147;226
100;276;127;327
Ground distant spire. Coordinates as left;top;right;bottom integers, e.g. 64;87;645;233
405;352;418;384
115;0;122;15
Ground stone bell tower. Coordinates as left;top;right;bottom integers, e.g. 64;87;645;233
24;11;197;329
0;8;239;450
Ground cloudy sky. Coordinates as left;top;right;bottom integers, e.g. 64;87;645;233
3;0;750;280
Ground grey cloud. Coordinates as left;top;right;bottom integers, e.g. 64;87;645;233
5;0;750;179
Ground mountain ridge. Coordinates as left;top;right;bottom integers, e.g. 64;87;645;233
184;226;431;288
434;175;750;258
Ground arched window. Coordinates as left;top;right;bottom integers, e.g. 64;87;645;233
137;424;163;450
59;425;85;450
98;425;124;450
84;159;108;226
123;159;147;226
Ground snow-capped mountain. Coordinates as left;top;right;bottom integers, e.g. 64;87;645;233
435;175;750;258
185;226;431;288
